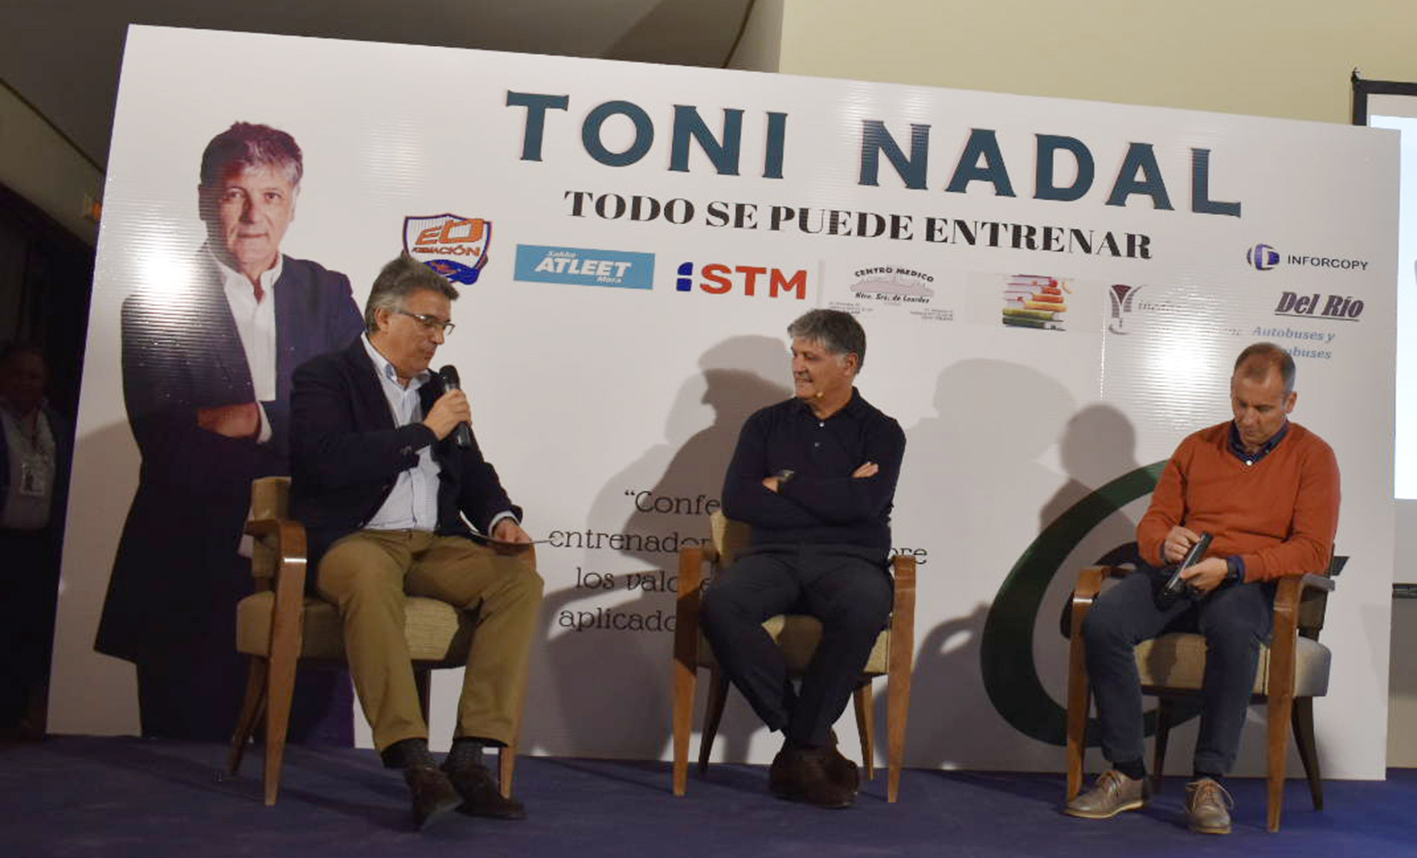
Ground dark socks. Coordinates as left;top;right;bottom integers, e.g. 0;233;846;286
381;737;435;770
1194;770;1224;784
1115;759;1147;781
445;737;489;770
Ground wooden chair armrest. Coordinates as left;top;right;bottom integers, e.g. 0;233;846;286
1074;565;1127;601
244;517;310;596
1274;572;1335;618
673;545;712;669
243;516;309;659
888;554;917;672
1065;566;1128;641
1269;573;1333;699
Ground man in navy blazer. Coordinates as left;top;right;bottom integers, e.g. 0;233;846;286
95;122;364;740
290;252;541;830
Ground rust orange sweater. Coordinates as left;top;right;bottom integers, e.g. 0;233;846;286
1137;421;1339;582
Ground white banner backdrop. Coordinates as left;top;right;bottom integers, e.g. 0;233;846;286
51;26;1398;779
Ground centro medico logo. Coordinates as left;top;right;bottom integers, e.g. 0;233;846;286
1247;243;1279;271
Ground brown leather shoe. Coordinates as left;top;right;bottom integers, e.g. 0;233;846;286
823;745;860;795
442;762;528;820
404;765;461;830
1185;778;1233;834
769;746;854;809
1064;769;1149;819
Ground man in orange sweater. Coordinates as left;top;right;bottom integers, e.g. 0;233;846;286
1065;342;1340;834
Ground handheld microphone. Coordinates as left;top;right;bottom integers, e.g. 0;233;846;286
438;365;472;448
1158;532;1213;606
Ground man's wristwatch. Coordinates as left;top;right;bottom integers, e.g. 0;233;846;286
1224;557;1244;586
774;469;796;485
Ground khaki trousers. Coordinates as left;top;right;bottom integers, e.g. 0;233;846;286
316;529;543;752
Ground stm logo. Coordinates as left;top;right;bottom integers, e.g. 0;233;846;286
674;263;808;299
1247;243;1279;271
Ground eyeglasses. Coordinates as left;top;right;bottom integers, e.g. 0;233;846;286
394;309;455;335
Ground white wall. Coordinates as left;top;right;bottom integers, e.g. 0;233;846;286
777;0;1414;124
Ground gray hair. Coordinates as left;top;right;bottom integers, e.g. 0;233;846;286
1234;341;1296;395
364;252;460;333
199;122;303;188
787;309;866;371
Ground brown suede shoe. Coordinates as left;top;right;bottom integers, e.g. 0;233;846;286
1185;777;1233;835
404;765;462;831
442;761;528;820
769;746;854;809
1064;769;1149;819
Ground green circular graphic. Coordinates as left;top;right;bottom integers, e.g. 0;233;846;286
979;461;1167;746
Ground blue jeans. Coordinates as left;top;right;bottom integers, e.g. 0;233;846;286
1082;566;1274;775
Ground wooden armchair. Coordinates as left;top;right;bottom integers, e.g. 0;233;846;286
1065;563;1338;832
671;512;916;801
227;476;517;805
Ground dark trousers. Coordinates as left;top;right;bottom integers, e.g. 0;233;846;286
699;544;893;748
1082;566;1274;776
0;529;59;729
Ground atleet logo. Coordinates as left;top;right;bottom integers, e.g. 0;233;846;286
675;262;808;299
1247;243;1279;271
404;213;491;284
1245;242;1369;273
513;245;654;290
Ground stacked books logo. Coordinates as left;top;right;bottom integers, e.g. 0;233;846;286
1002;274;1070;331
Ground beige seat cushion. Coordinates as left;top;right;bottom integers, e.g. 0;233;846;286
696;616;891;675
1136;632;1331;697
236;593;475;666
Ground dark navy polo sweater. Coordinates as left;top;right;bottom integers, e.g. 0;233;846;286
721;388;905;552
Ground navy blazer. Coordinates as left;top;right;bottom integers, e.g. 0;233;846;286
289;337;522;570
97;254;364;663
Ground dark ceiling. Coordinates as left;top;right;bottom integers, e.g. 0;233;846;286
0;0;753;171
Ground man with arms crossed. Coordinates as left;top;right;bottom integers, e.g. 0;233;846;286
701;309;905;809
1066;342;1339;834
290;253;541;829
98;122;363;739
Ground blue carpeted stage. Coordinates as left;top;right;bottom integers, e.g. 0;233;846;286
3;737;1413;857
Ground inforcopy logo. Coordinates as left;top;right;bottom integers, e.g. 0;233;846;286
1246;243;1279;271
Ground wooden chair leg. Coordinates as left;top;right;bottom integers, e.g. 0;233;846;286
229;656;269;776
671;660;698;796
1064;632;1091;801
1291;697;1323;810
498;739;516;799
853;681;875;781
1267;690;1294;832
886;656;912;804
698;669;729;776
262;641;299;806
1152;697;1174;794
